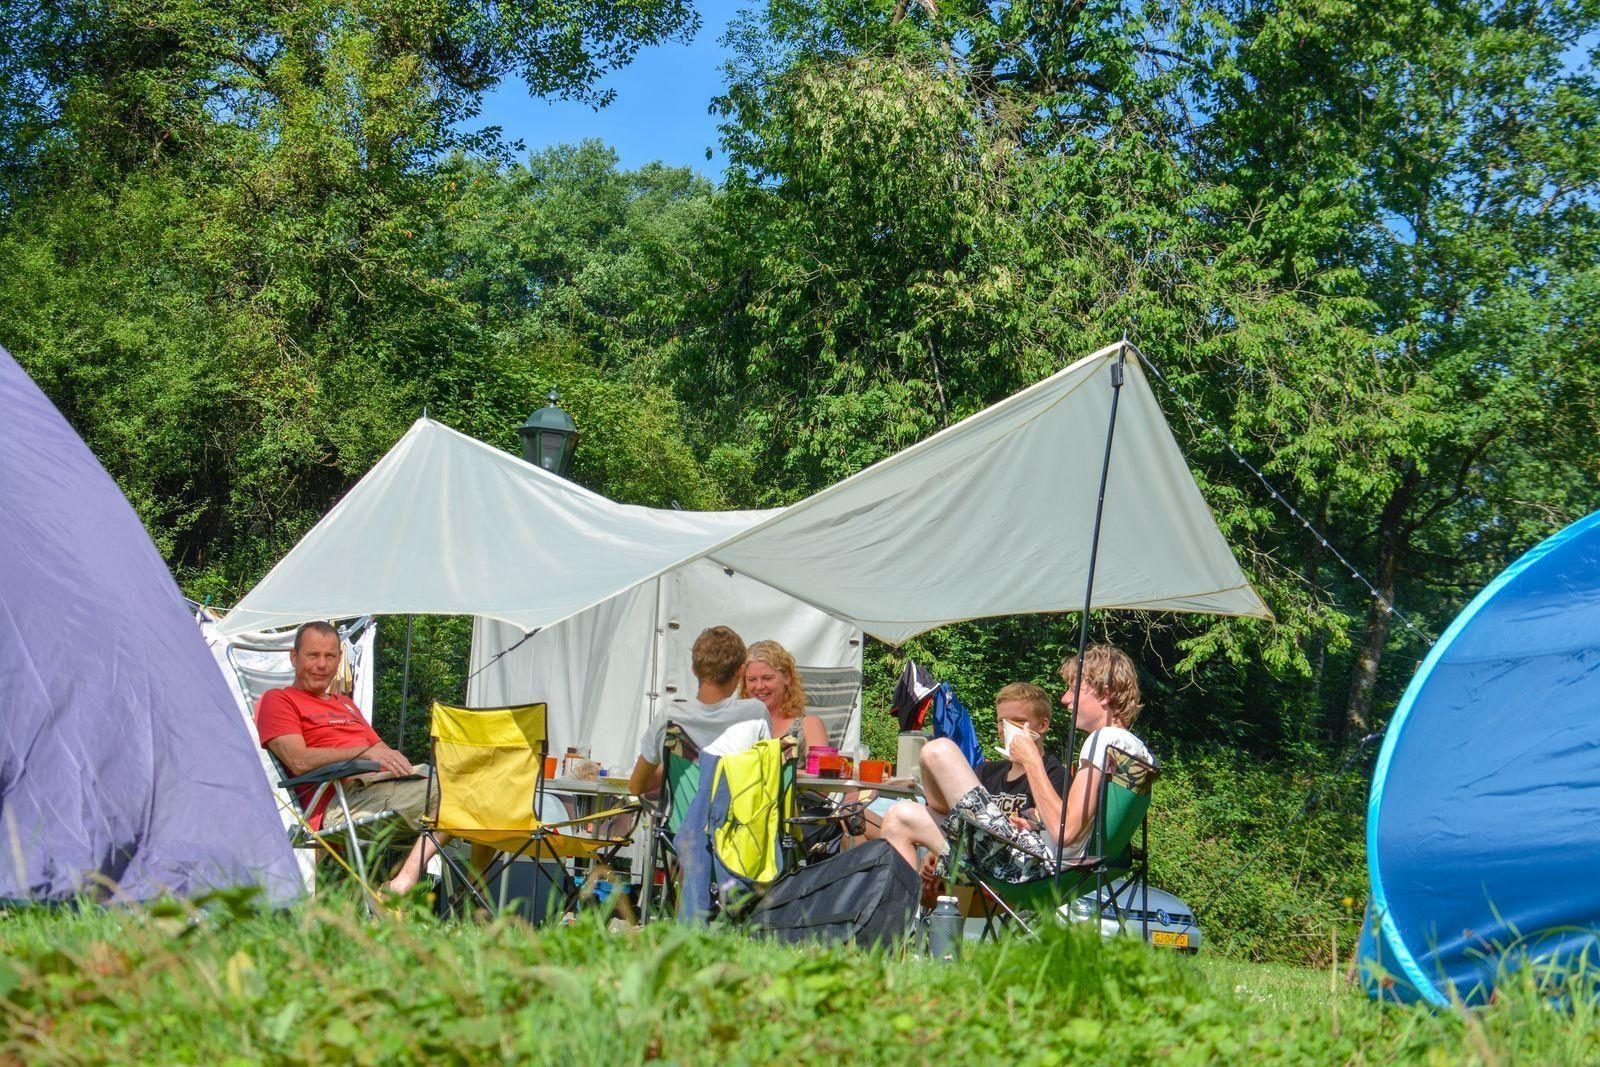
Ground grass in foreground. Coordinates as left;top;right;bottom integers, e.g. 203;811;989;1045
2;892;1598;1065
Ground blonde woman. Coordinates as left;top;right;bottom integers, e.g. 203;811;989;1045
740;640;829;755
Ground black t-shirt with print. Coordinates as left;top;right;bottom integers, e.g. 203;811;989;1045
977;753;1070;823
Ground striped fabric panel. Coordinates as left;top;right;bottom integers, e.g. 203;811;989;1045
798;666;862;746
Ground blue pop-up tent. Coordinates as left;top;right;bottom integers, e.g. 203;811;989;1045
1361;510;1600;1004
0;345;301;904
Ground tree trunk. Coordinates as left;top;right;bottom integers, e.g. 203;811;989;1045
1298;491;1332;742
1343;466;1417;743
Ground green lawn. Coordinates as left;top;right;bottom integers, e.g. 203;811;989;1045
2;894;1597;1065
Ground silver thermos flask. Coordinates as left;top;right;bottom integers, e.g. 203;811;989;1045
927;895;962;962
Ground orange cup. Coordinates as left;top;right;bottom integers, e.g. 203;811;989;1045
860;759;889;783
817;754;845;778
544;755;558;779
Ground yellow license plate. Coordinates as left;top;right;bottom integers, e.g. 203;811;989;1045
1151;931;1189;948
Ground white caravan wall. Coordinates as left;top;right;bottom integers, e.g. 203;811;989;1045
468;558;863;770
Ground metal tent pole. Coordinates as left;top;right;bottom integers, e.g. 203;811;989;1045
396;614;415;752
1056;343;1129;857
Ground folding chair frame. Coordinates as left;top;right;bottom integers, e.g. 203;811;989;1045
429;813;639;922
638;727;819;926
637;724;701;926
789;785;875;864
268;752;411;894
967;818;1153;942
795;665;864;748
419;702;639;923
710;736;805;925
955;746;1157;941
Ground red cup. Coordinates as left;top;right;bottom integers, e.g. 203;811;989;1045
818;754;844;778
544;755;558;780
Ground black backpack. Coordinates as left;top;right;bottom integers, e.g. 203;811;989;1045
745;840;921;950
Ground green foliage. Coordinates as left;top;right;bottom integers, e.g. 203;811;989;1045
369;616;475;758
1179;0;1600;736
5;904;1600;1063
1150;748;1369;965
0;5;724;595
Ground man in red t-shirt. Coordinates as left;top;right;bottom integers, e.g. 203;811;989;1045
257;621;441;895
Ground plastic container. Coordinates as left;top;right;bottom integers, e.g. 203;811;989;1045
897;732;930;784
806;745;838;776
927;895;963;962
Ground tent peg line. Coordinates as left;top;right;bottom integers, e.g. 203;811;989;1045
1134;350;1435;649
463;626;541;684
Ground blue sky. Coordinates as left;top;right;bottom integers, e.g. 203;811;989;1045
474;0;748;179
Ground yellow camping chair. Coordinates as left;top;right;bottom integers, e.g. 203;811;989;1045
420;701;638;919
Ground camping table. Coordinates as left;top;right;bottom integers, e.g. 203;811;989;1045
796;777;924;842
544;775;636;802
542;775;639;832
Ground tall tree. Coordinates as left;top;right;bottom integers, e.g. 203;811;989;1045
0;0;713;595
1188;0;1600;738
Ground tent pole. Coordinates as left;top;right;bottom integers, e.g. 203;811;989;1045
1057;343;1128;856
396;614;415;752
648;578;664;723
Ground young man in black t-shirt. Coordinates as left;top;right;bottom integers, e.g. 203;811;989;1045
976;682;1070;822
911;682;1065;899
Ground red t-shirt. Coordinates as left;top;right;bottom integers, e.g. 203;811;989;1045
256;687;381;828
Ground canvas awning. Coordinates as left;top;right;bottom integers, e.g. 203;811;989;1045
219;341;1270;642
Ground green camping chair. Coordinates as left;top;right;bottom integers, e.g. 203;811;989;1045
637;724;704;925
956;745;1157;939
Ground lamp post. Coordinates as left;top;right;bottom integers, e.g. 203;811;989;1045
518;388;580;477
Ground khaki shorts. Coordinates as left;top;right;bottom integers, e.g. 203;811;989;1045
322;767;435;831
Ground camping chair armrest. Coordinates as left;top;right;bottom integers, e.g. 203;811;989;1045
279;759;383;788
540;801;641;834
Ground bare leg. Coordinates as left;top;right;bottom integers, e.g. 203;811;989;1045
385;833;437;894
385;835;498;895
918;738;983;820
879;802;949;870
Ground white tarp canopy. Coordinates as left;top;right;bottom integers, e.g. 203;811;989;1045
467;559;864;770
220;341;1270;645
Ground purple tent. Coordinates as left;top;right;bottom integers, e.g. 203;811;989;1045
0;346;301;904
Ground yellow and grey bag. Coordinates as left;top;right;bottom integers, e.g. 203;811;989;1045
707;737;795;893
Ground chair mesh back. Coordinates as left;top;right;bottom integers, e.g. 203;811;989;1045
226;642;296;707
1095;747;1157;861
661;724;702;836
262;749;314;819
430;702;548;836
798;665;862;746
